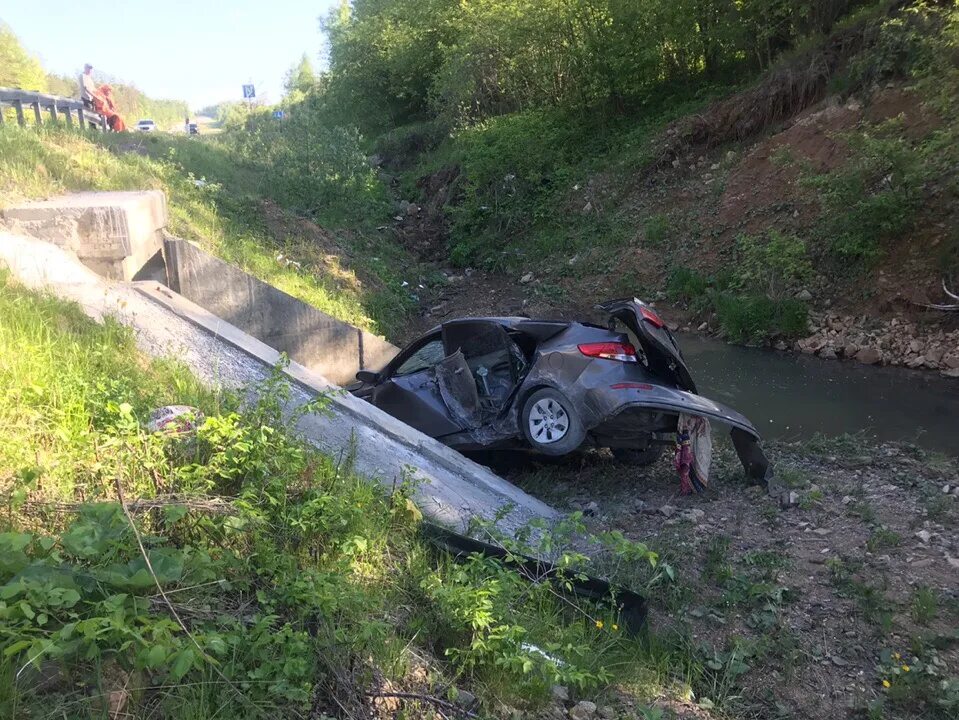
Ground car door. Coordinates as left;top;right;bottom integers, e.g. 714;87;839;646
370;333;467;438
441;320;526;415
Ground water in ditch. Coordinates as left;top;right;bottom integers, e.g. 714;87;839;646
677;334;959;456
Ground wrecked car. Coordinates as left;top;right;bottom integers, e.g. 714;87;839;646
350;298;771;482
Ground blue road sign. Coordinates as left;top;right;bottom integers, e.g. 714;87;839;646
273;110;285;119
242;84;255;99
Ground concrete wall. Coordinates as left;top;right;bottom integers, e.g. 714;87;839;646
164;238;398;386
2;191;166;281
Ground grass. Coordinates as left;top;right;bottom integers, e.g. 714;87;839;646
0;125;418;340
0;275;709;718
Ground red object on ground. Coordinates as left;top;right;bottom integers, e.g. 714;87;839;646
92;85;126;131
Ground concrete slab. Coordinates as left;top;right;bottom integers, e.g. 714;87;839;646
0;231;559;537
2;191;166;281
164;238;397;385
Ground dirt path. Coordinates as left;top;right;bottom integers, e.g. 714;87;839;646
496;440;959;719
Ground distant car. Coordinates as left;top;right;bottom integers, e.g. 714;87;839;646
188;123;199;135
136;119;158;132
349;297;771;480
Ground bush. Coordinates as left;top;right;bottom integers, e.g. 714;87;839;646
804;129;925;264
643;213;672;247
666;267;711;303
733;230;812;297
712;293;808;344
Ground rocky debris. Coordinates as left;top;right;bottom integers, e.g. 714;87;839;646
569;700;597;720
584;500;600;516
551;685;570;702
659;504;677;518
598;706;616;720
915;529;932;543
454;689;477;708
796;288;813;302
795;312;959;375
679;508;706;523
520;272;534;284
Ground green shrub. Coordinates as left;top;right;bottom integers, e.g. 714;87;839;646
804;130;925;263
712;293;808;344
734;230;812;297
666;267;710;303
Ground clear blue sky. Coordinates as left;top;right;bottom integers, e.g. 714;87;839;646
1;0;338;110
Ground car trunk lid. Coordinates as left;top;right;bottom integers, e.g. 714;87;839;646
597;298;697;393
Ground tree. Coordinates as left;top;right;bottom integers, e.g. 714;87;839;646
0;25;47;92
284;53;318;100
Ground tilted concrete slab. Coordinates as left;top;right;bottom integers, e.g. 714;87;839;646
0;232;559;536
164;238;398;385
2;191;166;281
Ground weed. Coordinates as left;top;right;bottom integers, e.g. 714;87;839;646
703;536;732;584
866;527;901;552
666;267;710;304
642;213;672;247
733;231;812;299
911;587;939;625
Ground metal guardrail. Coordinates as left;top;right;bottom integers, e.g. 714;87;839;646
0;88;107;131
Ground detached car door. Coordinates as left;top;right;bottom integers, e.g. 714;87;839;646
370;333;467;438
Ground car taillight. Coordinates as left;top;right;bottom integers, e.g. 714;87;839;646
578;342;638;363
640;305;664;328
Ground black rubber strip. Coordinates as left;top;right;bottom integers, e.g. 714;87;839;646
420;521;648;635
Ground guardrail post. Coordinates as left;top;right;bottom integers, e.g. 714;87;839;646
0;104;5;125
63;106;72;126
32;101;43;126
13;100;25;126
49;103;59;123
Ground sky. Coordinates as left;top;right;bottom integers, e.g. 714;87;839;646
1;0;339;110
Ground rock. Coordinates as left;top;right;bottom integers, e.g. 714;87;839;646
909;340;922;353
551;685;570;702
781;491;800;508
855;347;881;365
796;289;813;302
697;321;709;331
819;347;837;360
943;484;952;495
583;202;593;213
841;495;854;505
672;159;681;169
368;153;384;168
910;558;934;569
681;508;706;523
659;505;677;518
726;150;737;162
947;556;959;570
584;501;600;516
520;272;534;284
942;368;959;378
831;655;849;667
943;353;959;369
775;340;788;351
915;530;932;543
569;701;597;720
455;690;477;708
598;706;616;720
812;528;831;536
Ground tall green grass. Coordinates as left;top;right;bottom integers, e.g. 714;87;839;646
0;125;416;338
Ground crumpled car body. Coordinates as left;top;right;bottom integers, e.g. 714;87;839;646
349;298;771;482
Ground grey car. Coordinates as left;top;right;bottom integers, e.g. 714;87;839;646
350;298;771;481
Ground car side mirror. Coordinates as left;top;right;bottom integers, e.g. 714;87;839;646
355;370;381;384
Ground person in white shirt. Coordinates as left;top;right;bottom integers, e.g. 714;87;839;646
79;64;98;108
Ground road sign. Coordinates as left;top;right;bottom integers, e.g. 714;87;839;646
273;110;284;119
242;84;255;99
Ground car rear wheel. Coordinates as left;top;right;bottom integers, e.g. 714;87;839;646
521;388;585;456
612;444;665;466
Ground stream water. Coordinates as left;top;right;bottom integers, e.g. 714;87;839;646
678;334;959;457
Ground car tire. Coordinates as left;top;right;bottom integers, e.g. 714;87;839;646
521;388;585;456
612;444;665;466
